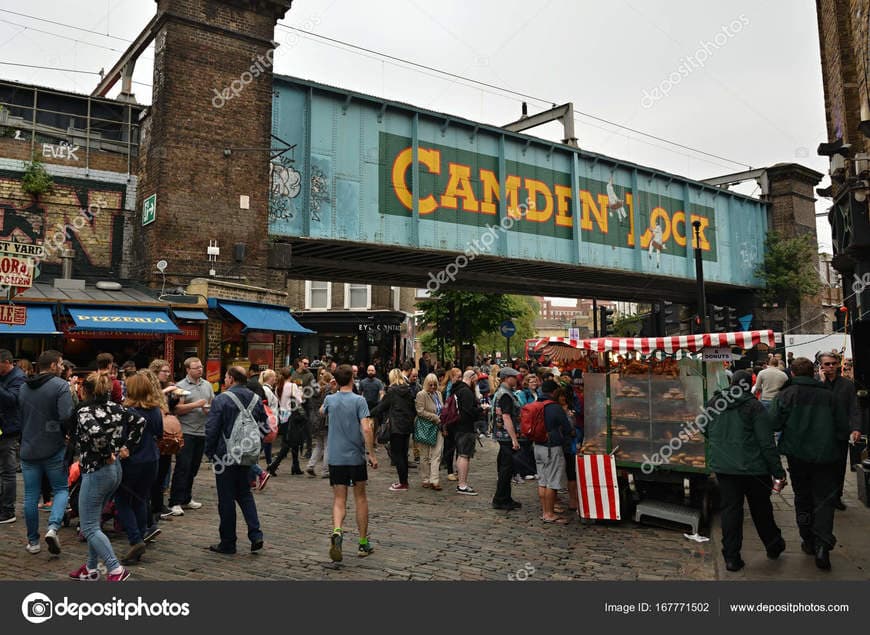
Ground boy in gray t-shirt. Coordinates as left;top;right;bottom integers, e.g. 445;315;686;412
321;365;377;563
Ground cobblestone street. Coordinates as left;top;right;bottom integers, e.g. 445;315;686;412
1;441;867;582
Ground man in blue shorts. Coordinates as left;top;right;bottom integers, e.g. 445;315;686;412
322;364;378;562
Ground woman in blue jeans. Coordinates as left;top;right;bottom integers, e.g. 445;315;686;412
117;372;163;565
70;373;145;582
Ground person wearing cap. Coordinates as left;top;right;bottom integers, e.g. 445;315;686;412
536;380;574;524
703;370;786;572
491;367;522;510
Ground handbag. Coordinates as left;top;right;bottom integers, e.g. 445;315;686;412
376;418;392;445
413;415;438;446
158;413;185;455
262;403;278;444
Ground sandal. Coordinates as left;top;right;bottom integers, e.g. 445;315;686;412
553;505;567;513
542;516;569;525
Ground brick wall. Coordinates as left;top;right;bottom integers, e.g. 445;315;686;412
135;0;292;289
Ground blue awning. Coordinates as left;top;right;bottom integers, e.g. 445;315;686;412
0;305;60;335
172;309;208;321
212;300;314;334
67;305;182;334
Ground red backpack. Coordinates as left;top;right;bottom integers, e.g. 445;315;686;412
441;394;460;427
520;400;554;443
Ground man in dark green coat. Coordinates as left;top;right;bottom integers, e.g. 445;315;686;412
704;370;785;572
771;357;856;570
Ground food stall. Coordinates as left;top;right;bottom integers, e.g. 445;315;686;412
532;330;778;526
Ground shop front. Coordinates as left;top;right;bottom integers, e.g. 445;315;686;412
208;298;314;378
0;303;62;361
168;308;208;378
60;304;182;370
292;311;409;370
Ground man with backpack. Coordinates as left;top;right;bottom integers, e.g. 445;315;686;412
528;380;573;524
491;367;522;510
204;366;268;555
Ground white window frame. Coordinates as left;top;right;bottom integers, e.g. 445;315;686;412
305;280;331;310
391;286;401;311
344;283;371;310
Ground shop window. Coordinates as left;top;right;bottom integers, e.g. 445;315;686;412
306;281;331;310
344;284;370;310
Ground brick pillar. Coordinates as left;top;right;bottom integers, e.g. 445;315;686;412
763;163;826;333
135;0;292;287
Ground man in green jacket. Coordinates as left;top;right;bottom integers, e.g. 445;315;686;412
704;370;786;572
771;357;858;570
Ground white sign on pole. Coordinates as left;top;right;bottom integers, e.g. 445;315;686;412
702;346;732;362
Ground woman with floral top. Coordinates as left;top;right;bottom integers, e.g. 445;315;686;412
69;373;146;582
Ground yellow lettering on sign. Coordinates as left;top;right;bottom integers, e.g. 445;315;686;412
504;175;523;219
479;169;499;215
579;190;609;234
640;207;672;248
390;146;441;215
672;211;686;247
689;214;711;250
524;179;553;223
440;163;480;212
554;185;573;227
626;193;635;246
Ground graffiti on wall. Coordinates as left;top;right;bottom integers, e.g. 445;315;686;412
268;157;330;224
0;172;124;273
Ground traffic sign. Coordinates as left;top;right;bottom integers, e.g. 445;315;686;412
0;240;45;258
0;304;26;326
0;256;33;288
142;193;157;226
499;320;516;338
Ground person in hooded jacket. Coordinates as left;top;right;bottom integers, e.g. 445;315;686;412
370;368;415;491
770;357;859;571
0;348;26;524
703;370;786;572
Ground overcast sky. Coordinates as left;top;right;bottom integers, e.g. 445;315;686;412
0;0;833;252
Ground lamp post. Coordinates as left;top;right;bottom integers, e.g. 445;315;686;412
692;220;710;333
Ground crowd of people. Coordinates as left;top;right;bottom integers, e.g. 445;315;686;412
0;346;863;577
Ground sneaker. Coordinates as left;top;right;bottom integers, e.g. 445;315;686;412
143;526;161;543
456;485;478;496
39;501;53;512
524;474;537;480
69;564;100;581
447;473;458;481
25;542;40;554
106;568;131;582
164;505;184;517
256;472;271;491
45;528;61;554
329;531;343;562
182;500;202;510
0;512;16;524
512;475;524;485
358;542;374;557
389;482;409;491
320;473;330;479
305;468;316;477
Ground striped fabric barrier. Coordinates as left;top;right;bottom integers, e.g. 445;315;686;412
576;454;620;520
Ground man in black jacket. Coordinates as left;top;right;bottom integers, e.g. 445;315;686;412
205;366;268;555
818;352;862;510
0;349;25;524
452;370;486;496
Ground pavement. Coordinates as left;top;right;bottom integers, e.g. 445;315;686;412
0;439;867;581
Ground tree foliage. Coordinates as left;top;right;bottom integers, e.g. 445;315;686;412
755;232;821;315
418;290;532;363
475;295;539;358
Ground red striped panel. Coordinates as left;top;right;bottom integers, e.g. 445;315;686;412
568;330;775;354
600;455;618;520
577;455;591;518
590;455;605;518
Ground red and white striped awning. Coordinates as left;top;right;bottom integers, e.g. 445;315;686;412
535;331;777;354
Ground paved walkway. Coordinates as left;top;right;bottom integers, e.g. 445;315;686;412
0;440;866;581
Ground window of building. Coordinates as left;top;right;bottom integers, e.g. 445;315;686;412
305;281;331;310
344;284;371;310
391;286;401;311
